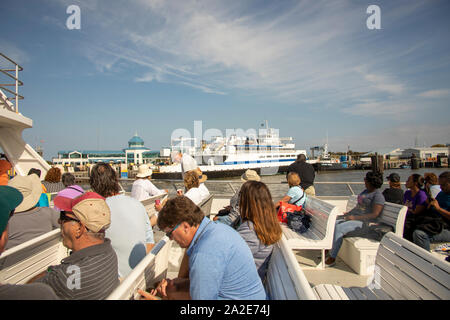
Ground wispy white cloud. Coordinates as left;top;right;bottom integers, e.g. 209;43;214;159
417;89;450;98
0;40;30;66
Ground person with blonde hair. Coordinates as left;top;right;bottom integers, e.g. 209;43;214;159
280;172;306;207
178;170;203;205
237;180;282;282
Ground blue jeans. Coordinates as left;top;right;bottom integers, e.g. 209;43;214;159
412;229;450;251
330;219;364;258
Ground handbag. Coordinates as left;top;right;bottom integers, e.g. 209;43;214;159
414;209;444;236
287;209;311;234
277;191;306;223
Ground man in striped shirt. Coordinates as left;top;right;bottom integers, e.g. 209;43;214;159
28;192;120;300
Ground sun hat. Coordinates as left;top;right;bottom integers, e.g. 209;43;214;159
0;186;23;234
7;174;42;213
386;173;400;183
191;168;207;183
54;192;111;233
136;164;153;178
241;169;261;182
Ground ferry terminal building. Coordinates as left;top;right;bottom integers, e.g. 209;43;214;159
52;134;159;167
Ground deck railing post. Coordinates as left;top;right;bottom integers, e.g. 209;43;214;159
15;64;19;113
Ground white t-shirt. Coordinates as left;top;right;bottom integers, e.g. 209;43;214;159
181;154;198;177
131;179;165;201
199;183;210;200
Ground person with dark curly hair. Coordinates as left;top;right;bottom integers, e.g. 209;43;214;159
325;171;385;267
402;174;428;241
42;167;65;194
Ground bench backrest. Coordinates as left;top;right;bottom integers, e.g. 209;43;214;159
0;229;69;284
198;194;213;216
375;232;450;300
346;195;408;236
106;236;172;300
303;197;339;240
265;235;317;300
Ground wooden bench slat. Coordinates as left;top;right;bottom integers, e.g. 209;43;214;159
372;288;393;300
376;253;439;300
377;246;449;299
379;235;450;288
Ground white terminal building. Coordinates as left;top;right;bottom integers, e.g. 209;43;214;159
52;133;159;167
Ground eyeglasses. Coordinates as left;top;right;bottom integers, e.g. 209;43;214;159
58;211;81;225
166;223;181;238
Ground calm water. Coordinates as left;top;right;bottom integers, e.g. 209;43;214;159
105;167;448;199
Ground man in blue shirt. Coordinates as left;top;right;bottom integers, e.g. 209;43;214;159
139;196;266;300
413;171;450;251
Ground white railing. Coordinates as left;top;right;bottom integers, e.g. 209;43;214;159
0;52;23;113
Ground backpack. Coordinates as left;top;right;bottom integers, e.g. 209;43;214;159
287;208;311;234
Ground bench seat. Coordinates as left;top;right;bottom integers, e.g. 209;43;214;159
265;235;317;300
313;232;450;300
282;197;339;268
338;195;408;275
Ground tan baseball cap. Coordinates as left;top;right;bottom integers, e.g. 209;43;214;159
54;192;111;232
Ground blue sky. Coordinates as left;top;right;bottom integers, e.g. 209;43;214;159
1;0;449;160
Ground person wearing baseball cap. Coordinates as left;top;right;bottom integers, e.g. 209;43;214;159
382;172;404;205
28;192;120;300
6;175;60;250
0;186;59;299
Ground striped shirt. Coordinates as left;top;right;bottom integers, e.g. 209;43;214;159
38;238;120;300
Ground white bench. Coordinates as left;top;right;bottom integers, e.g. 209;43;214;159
0;229;69;284
313;232;450;300
198;194;214;217
281;197;340;269
265;235;317;300
338;195;408;275
106;236;172;300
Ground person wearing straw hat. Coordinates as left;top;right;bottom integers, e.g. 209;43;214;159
6;175;59;249
131;164;167;202
214;169;260;228
189;168;210;201
0;185;59;300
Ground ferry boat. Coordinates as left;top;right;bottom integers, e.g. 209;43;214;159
152;120;308;179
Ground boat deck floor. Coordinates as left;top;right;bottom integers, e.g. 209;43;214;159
292;249;371;288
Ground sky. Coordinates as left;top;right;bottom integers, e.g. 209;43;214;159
1;0;449;161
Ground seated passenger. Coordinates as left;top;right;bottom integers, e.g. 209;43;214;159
42;167;66;194
29;192;120;299
237;181;282;282
6;175;59;250
280;172;306;207
402;174;428;241
53;173;84;210
412;171;450;250
138;196;266;300
424;172;441;199
0;156;12;186
0;185;59;300
382;173;404;204
192;168;210;200
179;171;203;205
325;171;385;267
214;169;260;228
90;163;155;278
28;168;50;207
131;165;167;201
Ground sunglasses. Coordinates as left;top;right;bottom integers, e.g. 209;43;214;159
166;223;181;238
58;211;81;225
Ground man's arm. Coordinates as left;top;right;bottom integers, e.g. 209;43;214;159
27;270;47;283
430;199;450;220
